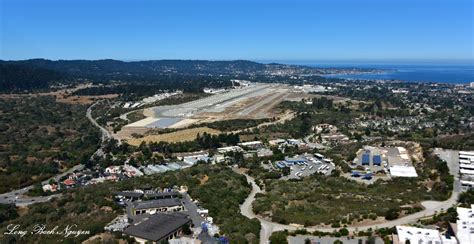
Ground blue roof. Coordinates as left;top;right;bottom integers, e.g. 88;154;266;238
351;172;361;177
373;155;382;165
362;153;370;165
362;173;373;180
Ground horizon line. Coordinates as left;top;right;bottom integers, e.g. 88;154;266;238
1;57;473;64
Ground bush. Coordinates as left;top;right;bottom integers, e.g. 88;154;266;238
385;208;400;220
270;231;289;244
339;228;349;236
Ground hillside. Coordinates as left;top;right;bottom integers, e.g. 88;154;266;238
0;59;274;92
0;63;64;92
0;59;352;93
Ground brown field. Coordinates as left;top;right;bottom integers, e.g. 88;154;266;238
55;94;118;104
0;84;118;104
125;127;221;146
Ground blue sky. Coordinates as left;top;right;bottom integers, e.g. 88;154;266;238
0;0;472;61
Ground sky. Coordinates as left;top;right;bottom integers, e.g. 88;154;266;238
0;0;473;62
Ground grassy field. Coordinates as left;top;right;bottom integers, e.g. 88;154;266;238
126;127;221;145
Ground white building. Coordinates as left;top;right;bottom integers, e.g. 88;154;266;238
124;164;144;177
459;151;474;188
182;154;210;165
257;148;274;157
393;226;457;244
454;205;474;244
105;166;122;174
203;88;226;94
217;146;243;154
269;139;286;146
389;165;418;177
212;154;225;163
42;184;58;192
238;141;263;149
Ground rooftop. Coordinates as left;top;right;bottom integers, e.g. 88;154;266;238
456;205;474;244
132;198;182;210
389;165;418;177
395;226;441;244
124;213;191;242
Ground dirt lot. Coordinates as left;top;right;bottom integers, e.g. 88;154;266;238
125;127;221;146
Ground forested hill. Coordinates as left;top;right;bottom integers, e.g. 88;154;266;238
0;59;340;92
1;59;270;77
0;63;64;92
0;59;280;92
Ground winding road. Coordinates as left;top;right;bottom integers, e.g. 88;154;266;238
86;101;112;142
0;164;84;206
0;101;111;206
234;149;460;244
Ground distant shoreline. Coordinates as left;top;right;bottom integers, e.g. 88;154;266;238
314;64;474;84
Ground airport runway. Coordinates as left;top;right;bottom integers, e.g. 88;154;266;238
128;83;287;129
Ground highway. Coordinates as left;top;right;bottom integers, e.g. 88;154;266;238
234;149;461;244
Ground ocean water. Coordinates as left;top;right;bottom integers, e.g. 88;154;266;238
316;63;474;84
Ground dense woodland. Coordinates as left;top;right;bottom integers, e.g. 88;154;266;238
0;63;64;92
0;59;318;93
0;96;99;193
0;59;358;93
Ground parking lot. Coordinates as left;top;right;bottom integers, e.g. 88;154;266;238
280;155;335;180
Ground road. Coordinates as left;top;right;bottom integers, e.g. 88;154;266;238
0;164;83;206
87;101;112;142
86;100;123;158
0;101;110;207
182;193;206;228
234;149;460;244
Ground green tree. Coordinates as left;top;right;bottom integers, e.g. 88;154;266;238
269;231;288;244
282;166;291;176
385;208;400;220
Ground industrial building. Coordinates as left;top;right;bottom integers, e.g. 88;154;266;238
127;198;185;216
354;146;386;167
115;191;180;202
459;151;474;188
387;147;418;177
450;205;474;244
238;141;263;149
354;146;418;178
123;213;192;243
217;146;243;154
